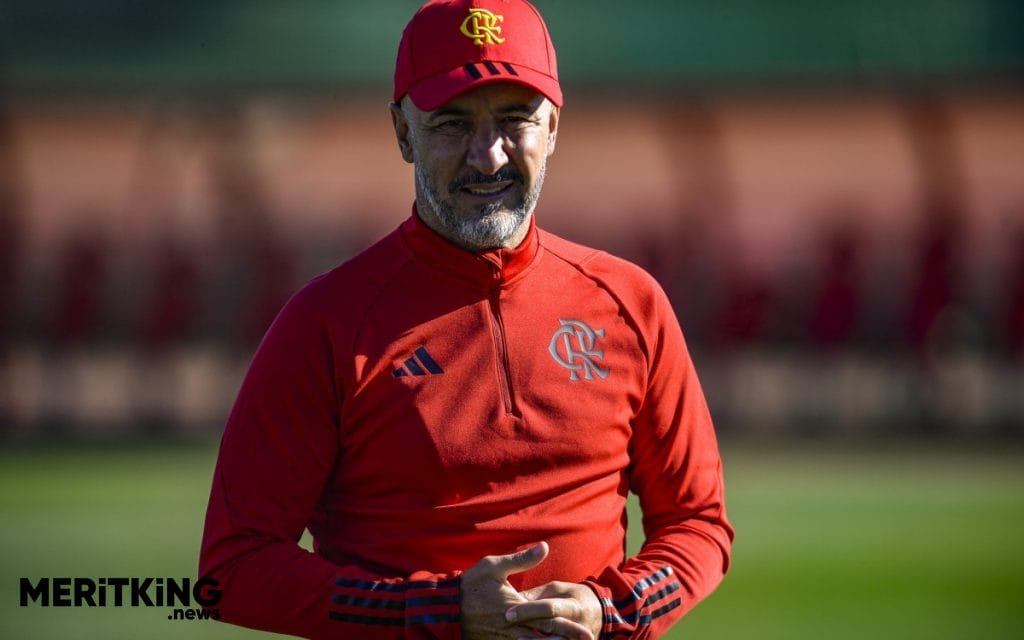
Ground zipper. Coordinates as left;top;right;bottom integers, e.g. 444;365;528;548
487;281;516;416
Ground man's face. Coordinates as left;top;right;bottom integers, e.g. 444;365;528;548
391;83;559;251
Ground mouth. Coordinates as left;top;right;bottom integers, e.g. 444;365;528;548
459;181;514;200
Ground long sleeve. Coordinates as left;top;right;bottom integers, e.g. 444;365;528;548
199;288;462;640
584;284;733;640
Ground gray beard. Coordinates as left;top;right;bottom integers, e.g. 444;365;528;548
415;161;546;250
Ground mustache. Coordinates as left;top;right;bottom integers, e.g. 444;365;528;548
449;167;523;191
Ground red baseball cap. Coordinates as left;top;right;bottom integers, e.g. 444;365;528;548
394;0;563;111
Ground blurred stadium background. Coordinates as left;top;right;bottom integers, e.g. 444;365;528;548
1;1;1022;638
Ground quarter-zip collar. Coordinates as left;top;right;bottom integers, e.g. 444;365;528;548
400;204;542;289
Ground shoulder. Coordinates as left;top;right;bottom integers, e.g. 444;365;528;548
291;225;413;314
258;225;414;362
539;228;667;311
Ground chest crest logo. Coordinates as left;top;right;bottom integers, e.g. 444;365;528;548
549;319;609;381
460;8;505;46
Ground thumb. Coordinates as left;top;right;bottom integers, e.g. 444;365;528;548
488;541;549;580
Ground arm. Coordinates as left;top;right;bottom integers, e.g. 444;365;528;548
586;286;733;639
510;283;733;640
199;289;462;639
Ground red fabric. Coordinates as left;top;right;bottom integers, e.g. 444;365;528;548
200;208;732;639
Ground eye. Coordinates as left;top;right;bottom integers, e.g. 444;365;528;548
501;115;531;126
434;119;470;132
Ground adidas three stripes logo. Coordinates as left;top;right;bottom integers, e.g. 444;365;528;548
393;347;444;378
464;61;518;80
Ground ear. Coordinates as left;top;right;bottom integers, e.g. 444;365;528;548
389;102;415;164
546;105;560;156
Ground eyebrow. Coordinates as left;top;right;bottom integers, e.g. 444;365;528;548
496;103;541;115
428;107;471;119
426;102;542;121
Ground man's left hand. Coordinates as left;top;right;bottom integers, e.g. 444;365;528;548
506;581;603;640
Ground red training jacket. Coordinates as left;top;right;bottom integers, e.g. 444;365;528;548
200;208;733;639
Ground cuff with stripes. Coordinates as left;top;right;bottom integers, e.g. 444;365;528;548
330;574;462;639
584;565;683;639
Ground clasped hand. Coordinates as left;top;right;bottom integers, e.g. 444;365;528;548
460;541;602;640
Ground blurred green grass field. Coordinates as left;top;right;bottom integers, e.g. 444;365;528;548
2;439;1023;639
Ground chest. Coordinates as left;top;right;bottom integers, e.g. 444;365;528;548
334;273;646;504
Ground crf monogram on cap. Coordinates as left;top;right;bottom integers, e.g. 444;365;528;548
461;8;505;46
549;319;610;382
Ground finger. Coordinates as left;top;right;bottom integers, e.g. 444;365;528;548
517;616;594;640
512;625;567;640
520;580;570;601
507;598;583;624
484;541;549;580
518;585;545;601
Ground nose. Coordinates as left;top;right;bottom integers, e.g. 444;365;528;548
465;122;508;176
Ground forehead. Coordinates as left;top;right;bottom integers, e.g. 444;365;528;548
425;83;548;115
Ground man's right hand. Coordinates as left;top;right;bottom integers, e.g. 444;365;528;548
460;542;595;640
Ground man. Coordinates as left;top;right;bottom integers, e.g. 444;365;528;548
199;1;733;639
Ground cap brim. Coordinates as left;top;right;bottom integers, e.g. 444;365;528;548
405;63;563;112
